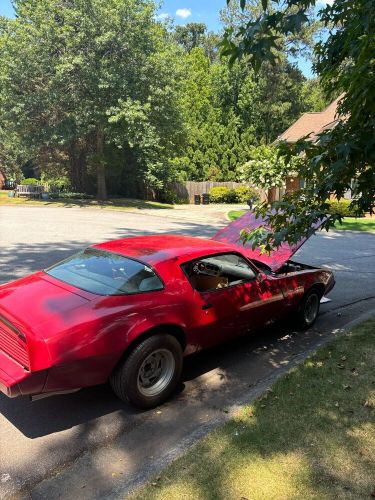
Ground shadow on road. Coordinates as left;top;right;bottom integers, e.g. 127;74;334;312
0;386;128;438
0;315;322;440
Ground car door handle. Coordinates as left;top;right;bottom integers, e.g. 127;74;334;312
202;303;213;310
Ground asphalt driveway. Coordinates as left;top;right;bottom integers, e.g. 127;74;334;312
0;205;374;499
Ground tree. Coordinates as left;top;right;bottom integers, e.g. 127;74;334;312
174;23;207;53
177;49;256;181
0;0;184;199
174;23;221;63
254;60;307;142
221;0;375;252
175;42;312;182
220;0;320;64
220;2;318;141
301;78;329;112
0;127;25;182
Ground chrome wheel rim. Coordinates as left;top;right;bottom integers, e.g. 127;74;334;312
304;294;319;324
137;349;175;397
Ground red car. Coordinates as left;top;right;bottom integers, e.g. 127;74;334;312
0;212;334;409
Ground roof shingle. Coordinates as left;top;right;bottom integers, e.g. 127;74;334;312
277;95;343;143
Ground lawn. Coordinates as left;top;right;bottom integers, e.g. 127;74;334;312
227;209;375;233
227;209;247;221
335;217;375;233
131;318;375;500
0;190;173;210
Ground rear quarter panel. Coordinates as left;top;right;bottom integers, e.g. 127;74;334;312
44;260;199;391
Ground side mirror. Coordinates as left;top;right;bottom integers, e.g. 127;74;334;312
257;272;266;284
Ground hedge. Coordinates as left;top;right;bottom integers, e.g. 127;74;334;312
208;186;260;204
327;199;364;217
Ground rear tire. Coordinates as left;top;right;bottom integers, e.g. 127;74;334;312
110;334;183;410
296;289;321;330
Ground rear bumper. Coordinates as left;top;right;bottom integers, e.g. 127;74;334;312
0;366;20;397
0;350;47;398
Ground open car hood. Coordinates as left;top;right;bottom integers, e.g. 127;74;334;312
212;211;325;273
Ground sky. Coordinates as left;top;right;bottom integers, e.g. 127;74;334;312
158;0;226;32
0;0;314;77
0;0;14;18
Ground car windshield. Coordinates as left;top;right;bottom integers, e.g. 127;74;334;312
46;248;164;296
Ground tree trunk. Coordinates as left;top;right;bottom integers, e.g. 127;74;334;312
69;142;87;193
96;129;107;201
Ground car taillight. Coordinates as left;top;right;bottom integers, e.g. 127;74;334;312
0;315;29;370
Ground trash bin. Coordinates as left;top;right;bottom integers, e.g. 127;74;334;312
5;179;16;190
247;198;254;210
202;193;210;205
194;194;201;205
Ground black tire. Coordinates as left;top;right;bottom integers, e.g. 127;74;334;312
110;334;183;410
296;289;321;330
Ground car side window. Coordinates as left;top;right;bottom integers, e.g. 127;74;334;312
182;253;257;292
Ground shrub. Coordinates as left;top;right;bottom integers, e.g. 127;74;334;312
226;189;238;203
45;177;71;193
208;186;237;203
209;185;260;204
233;186;260;204
157;188;187;204
208;186;229;203
327;199;364;217
49;192;94;200
22;178;40;185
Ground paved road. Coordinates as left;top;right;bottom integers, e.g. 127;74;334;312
0;206;374;499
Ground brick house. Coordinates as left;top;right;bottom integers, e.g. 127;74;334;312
272;96;344;200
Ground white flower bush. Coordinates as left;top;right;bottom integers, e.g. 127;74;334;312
239;145;301;190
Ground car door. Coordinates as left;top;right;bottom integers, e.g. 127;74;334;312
182;253;285;349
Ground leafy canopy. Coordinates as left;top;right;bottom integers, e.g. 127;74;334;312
0;0;185;199
223;0;375;251
0;0;326;201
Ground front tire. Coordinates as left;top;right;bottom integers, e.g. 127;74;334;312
296;289;321;329
110;334;183;410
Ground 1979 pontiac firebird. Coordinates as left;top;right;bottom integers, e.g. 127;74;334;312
0;212;335;409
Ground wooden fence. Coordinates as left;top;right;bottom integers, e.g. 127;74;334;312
170;181;268;203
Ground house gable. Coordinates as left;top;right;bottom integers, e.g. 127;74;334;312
277;95;343;143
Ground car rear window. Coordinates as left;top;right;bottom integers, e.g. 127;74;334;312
45;248;164;296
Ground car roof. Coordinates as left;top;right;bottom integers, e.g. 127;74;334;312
93;235;236;266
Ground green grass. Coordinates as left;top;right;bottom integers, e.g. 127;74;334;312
131;318;375;500
228;209;375;233
0;190;173;210
227;209;247;221
335;217;375;233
